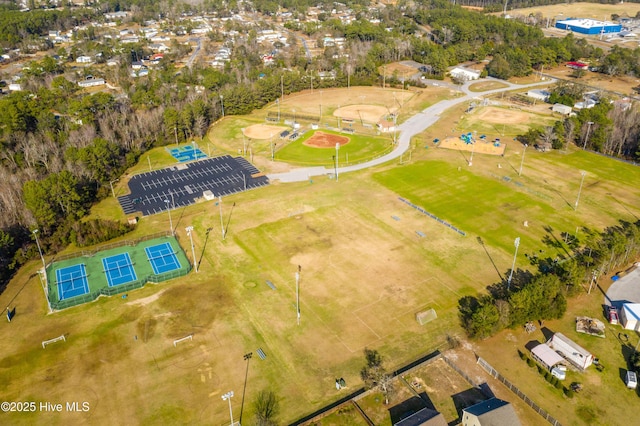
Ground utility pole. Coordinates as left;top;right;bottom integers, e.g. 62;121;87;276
518;144;528;176
583;121;594;149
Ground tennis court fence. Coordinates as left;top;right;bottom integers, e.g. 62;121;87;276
48;262;191;311
53;231;173;263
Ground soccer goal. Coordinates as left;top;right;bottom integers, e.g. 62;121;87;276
416;309;437;325
42;335;66;349
173;334;193;347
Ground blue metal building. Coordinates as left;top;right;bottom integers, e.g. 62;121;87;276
556;18;622;35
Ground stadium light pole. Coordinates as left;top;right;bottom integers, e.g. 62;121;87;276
32;229;47;284
518;144;528;176
575;171;587;211
221;391;234;426
165;199;174;236
507;237;520;291
185;226;198;273
583;121;594;149
109;178;119;197
335;143;340;181
220;95;225;118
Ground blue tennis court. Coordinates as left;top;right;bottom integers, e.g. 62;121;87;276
168;145;207;162
56;264;89;300
102;253;137;287
145;242;181;274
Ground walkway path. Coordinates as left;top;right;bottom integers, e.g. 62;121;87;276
267;78;554;183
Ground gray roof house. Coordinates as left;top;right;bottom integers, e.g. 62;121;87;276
462;397;521;426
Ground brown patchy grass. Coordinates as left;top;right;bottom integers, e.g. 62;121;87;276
503;2;640;19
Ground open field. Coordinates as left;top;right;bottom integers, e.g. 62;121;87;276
2;86;640;425
505;2;640;19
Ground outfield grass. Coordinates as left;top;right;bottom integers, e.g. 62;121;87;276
274;130;394;166
2;87;640;425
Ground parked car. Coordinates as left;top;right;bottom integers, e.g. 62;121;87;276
608;306;619;325
551;367;566;380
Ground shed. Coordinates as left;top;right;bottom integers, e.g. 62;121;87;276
620;303;640;331
547;332;593;370
527;89;550;102
552;103;572;115
530;343;564;370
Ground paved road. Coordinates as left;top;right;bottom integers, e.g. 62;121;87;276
186;37;202;68
267;78;555;183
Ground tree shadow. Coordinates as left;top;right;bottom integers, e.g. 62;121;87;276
451;388;487;422
486;268;535;299
477;237;503;282
540;326;555;342
607;193;639;221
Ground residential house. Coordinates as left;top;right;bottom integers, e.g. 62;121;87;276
547;332;594;370
76;56;93;64
78;77;106;88
462;398;521;426
552;103;573;115
527;89;550;102
394;407;447;426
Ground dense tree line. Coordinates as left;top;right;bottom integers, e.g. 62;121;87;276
0;7;97;50
460;220;640;339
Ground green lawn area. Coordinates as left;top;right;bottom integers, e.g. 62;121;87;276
274;129;394;166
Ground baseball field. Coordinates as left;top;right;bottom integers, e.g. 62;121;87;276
1;85;640;425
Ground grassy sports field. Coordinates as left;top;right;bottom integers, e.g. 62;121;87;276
1;86;640;425
273;129;394;166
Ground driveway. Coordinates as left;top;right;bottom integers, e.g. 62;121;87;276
604;264;640;308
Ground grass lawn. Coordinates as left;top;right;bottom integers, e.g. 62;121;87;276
1;87;640;425
274;130;393;166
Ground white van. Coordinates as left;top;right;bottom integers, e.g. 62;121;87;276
551;367;566;380
626;371;637;389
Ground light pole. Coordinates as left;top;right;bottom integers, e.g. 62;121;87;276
280;74;284;100
109;178;119;197
220;95;225;118
296;265;301;325
507;237;520;290
518;144;528;176
165;199;174;236
575;171;587;211
221;391;234;426
32;229;47;284
335;143;340;181
218;196;226;240
583;121;594;149
185;226;198;273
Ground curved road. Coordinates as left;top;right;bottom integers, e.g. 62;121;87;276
267;78;555;183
